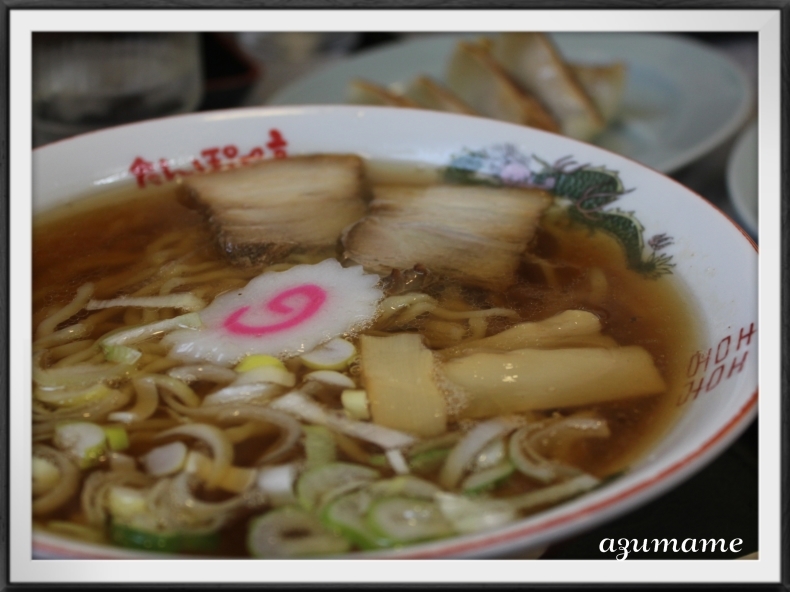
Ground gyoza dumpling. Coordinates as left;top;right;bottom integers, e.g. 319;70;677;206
403;75;478;116
569;62;627;125
445;40;560;133
491;33;606;141
347;79;419;108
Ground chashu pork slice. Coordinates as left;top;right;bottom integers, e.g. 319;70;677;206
445;40;560;133
490;33;606;142
342;184;552;290
181;154;368;266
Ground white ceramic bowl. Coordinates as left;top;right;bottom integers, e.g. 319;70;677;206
726;121;758;237
31;106;758;560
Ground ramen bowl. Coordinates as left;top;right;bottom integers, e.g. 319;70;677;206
29;105;757;561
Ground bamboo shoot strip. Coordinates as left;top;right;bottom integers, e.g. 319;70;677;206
442;346;666;419
441;309;610;357
359;334;448;438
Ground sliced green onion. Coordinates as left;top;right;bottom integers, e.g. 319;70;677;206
235;354;286;372
110;522;219;554
32;456;61;496
408;448;451;474
367;454;389;468
303;425;337;470
296;462;379;511
341;389;370;421
102;344;142;365
461;461;515;495
141;441;188;477
367;475;442;500
407;431;462;456
300;338;356;370
439;417;521;490
366;497;455;544
103;425;130;451
52;421;107;469
305;370;357;390
385;449;410;475
434;492;517;535
474;437;507;470
232;366;296;387
247;506;350;558
321;490;394;550
107;486;148;522
256;463;299;507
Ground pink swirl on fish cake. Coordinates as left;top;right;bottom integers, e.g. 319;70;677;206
222;284;327;336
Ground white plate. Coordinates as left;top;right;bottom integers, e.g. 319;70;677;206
726;121;758;236
268;33;753;174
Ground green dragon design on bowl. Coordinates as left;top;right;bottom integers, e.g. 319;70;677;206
443;144;675;279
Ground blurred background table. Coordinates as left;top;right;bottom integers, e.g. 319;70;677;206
32;30;759;560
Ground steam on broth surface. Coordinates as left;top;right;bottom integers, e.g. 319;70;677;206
32;156;698;557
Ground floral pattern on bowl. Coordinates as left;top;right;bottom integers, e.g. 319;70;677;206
444;144;674;278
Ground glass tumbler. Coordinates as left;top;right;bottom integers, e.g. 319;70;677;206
32;32;203;147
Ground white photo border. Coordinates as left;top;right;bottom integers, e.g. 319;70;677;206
8;7;782;586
